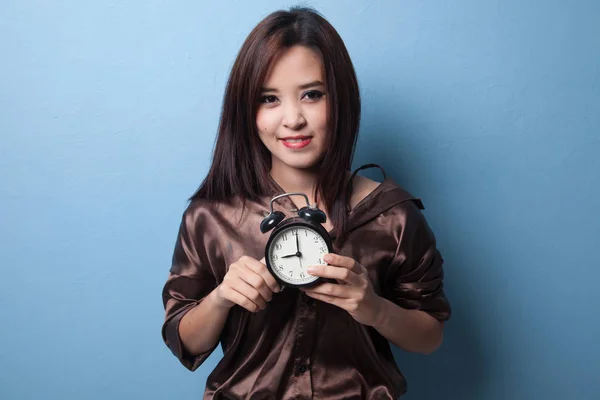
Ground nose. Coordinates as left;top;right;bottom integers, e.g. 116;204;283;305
282;102;306;130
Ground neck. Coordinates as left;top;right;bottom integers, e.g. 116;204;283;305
270;159;320;206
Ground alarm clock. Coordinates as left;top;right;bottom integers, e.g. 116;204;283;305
260;192;333;288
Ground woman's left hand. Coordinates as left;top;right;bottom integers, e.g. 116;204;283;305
300;253;383;326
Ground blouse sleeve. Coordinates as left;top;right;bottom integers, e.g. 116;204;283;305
382;200;451;322
161;205;220;371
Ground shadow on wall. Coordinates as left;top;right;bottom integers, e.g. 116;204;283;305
356;105;491;400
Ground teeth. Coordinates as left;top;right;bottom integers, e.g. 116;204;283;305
284;138;308;142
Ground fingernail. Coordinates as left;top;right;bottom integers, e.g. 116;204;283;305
307;266;316;274
323;254;331;262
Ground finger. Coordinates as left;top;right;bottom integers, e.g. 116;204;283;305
302;290;345;308
237;268;274;304
301;282;350;299
323;253;363;274
228;279;267;310
221;284;264;312
244;256;281;293
306;264;361;285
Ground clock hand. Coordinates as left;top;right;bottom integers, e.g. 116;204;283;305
282;251;302;258
282;233;302;259
295;232;302;257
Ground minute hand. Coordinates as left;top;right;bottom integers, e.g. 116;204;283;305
296;233;303;269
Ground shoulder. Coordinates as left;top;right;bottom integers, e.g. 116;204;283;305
351;172;425;215
379;181;435;242
180;198;219;224
179;195;266;235
179;196;241;227
349;174;382;210
362;176;430;232
353;174;382;193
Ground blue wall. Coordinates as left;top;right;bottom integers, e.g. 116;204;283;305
1;1;599;399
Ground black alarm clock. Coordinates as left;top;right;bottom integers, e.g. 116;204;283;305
260;192;333;288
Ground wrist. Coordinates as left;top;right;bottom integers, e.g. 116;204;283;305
209;286;234;310
370;295;390;328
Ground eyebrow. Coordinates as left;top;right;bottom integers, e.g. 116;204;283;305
260;80;325;93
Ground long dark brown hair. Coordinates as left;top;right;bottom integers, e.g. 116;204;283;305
191;6;361;244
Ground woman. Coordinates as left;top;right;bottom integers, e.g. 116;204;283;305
161;6;450;399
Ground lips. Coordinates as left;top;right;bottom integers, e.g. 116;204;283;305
280;136;312;149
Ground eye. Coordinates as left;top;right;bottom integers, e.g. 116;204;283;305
303;90;324;101
259;95;278;104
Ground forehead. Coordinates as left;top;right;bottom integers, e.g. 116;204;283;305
263;45;324;86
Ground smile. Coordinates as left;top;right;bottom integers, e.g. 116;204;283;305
280;137;312;149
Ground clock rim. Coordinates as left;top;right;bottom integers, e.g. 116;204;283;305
264;217;333;288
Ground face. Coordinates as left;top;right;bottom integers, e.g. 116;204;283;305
256;45;329;172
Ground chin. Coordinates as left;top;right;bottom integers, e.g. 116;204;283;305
275;154;324;171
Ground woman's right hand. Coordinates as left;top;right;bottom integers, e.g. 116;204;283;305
214;256;281;312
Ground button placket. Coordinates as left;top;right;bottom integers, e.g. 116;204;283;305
292;291;316;397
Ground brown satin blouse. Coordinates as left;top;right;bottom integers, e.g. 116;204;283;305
161;171;451;400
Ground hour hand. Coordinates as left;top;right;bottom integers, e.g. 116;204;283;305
281;253;297;258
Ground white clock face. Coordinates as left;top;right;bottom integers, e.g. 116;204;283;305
268;225;329;285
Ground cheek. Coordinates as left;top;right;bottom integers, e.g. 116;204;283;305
256;109;277;135
318;107;328;130
308;103;328;133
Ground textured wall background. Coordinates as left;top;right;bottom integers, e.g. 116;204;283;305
1;1;599;399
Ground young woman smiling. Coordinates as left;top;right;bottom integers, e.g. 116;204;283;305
161;7;451;399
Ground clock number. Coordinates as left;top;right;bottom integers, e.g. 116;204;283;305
282;233;288;241
313;236;319;243
318;258;322;264
277;264;283;270
320;246;326;253
288;270;293;277
292;229;298;236
276;243;282;250
272;254;278;261
305;230;308;237
300;272;305;279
